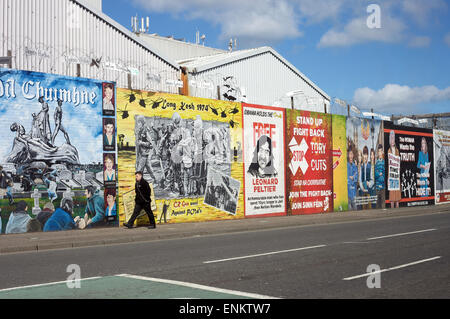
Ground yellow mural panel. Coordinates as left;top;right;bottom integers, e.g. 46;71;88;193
116;89;244;226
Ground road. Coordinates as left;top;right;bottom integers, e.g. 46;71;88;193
0;210;449;299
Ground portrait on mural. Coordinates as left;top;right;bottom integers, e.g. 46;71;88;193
434;130;450;204
247;135;278;178
103;118;116;152
243;104;286;217
204;167;240;215
0;69;118;235
384;123;434;208
346;117;385;210
102;82;115;116
103;153;116;185
104;187;117;220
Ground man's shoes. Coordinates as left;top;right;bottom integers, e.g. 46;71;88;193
123;222;133;229
148;224;156;229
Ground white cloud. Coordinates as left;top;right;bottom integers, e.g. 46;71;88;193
353;84;450;113
132;0;302;46
318;15;406;48
132;0;446;49
408;36;431;48
294;0;349;23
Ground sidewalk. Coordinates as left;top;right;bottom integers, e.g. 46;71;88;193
1;203;449;254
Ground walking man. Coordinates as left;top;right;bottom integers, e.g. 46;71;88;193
123;171;156;229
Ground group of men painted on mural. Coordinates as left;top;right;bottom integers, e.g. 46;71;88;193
135;112;231;199
0;184;114;234
0;97;115;235
204;172;239;215
347;143;385;210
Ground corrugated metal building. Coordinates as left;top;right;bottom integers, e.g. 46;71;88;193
0;0;180;93
178;47;331;112
138;33;226;62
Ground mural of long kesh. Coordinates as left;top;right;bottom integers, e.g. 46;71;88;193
0;68;116;235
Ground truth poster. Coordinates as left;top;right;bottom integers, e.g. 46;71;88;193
384;122;434;208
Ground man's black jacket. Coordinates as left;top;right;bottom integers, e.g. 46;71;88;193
135;178;151;205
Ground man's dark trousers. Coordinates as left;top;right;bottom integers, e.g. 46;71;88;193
127;202;156;227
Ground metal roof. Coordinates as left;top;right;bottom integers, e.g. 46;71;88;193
178;46;330;101
139;33;226;62
73;0;180;71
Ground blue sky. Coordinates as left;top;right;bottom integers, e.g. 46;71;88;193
102;0;450;116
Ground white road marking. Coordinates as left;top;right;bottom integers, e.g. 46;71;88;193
116;274;280;299
366;228;437;241
343;256;442;281
0;276;102;292
203;245;327;264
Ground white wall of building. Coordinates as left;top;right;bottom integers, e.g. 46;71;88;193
0;0;180;93
183;50;330;112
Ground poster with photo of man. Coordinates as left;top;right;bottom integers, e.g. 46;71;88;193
242;103;286;217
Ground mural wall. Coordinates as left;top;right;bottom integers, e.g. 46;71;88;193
116;89;244;225
332;114;348;212
2;69;447;236
242;103;286;217
0;68;117;235
434;130;450;204
286;109;333;215
346;117;385;210
384;123;434;208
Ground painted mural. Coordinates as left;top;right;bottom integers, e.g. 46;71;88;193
242;103;286;217
116;89;244;225
286;110;333;215
346;117;385;210
384;123;434;208
332;114;348;212
434;130;450;204
0;68;117;235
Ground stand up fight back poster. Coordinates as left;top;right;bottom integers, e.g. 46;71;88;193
286;110;333;215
